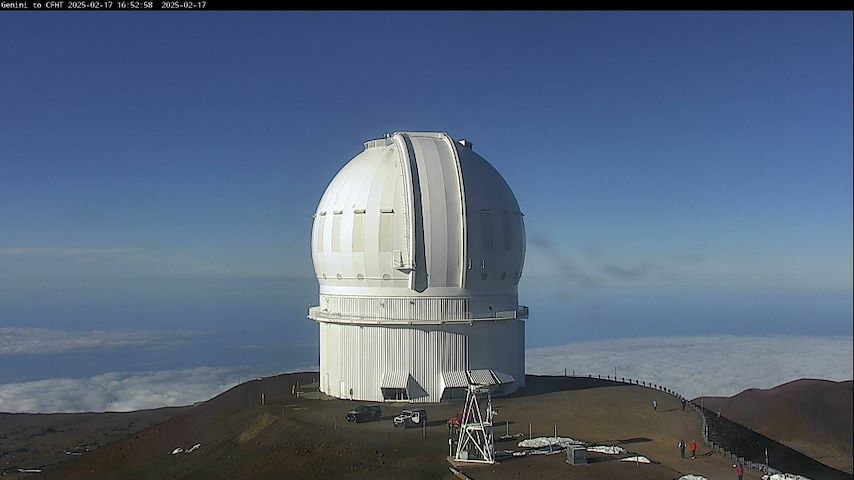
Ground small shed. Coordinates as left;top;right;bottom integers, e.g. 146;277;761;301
566;445;587;465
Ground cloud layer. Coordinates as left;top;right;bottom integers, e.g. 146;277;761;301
0;365;317;413
0;367;245;413
1;335;849;413
527;335;854;399
0;327;196;355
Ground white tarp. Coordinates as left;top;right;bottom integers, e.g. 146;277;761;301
381;371;409;389
518;436;585;449
620;456;651;463
512;448;564;456
587;445;626;455
762;475;813;480
679;475;709;480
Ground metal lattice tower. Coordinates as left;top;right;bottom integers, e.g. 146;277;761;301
454;385;495;464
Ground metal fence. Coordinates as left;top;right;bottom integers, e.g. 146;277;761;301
582;372;780;476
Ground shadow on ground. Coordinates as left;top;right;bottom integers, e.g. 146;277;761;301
515;375;632;398
700;406;853;480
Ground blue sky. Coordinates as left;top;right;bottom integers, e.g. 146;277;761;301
0;12;851;337
0;12;852;411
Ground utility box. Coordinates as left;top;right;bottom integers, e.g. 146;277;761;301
566;445;587;465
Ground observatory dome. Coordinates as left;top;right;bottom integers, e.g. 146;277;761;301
310;131;526;322
308;131;528;402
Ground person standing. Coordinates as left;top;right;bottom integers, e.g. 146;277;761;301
678;439;686;458
652;399;657;412
690;440;697;459
681;398;687;411
736;463;744;480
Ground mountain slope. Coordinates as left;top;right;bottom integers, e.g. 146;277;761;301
40;373;764;480
0;407;186;479
696;379;853;473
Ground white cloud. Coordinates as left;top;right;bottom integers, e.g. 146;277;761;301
0;365;318;413
0;367;243;413
2;334;849;413
526;335;854;399
0;327;197;355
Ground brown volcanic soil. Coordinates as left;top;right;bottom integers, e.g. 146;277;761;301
30;373;766;480
0;407;186;479
697;379;853;474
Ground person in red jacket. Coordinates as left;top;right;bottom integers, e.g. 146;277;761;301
689;440;697;459
736;463;744;480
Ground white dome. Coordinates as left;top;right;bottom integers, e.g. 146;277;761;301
309;131;526;324
307;131;529;402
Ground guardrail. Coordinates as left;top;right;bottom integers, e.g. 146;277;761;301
580;372;780;476
308;306;529;325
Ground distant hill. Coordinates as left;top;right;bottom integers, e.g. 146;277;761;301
696;378;853;474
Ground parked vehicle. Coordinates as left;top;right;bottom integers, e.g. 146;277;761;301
346;405;382;423
448;411;463;428
393;408;428;428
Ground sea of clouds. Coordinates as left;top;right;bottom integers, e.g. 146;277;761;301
526;335;854;399
0;367;245;413
0;327;316;413
0;330;851;413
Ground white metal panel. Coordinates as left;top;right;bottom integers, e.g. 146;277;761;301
493;370;516;385
468;369;496;386
408;135;463;289
442;371;469;388
317;320;524;403
381;371;409;389
456;145;525;295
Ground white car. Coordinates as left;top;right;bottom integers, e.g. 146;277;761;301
393;409;427;428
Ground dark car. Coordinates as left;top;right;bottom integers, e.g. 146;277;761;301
346;405;382;423
393;408;428;428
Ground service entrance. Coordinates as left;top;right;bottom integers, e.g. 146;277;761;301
381;387;409;401
381;371;411;401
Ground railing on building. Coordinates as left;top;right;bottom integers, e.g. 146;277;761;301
308;305;529;325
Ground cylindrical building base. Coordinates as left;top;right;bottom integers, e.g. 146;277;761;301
318;320;525;402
